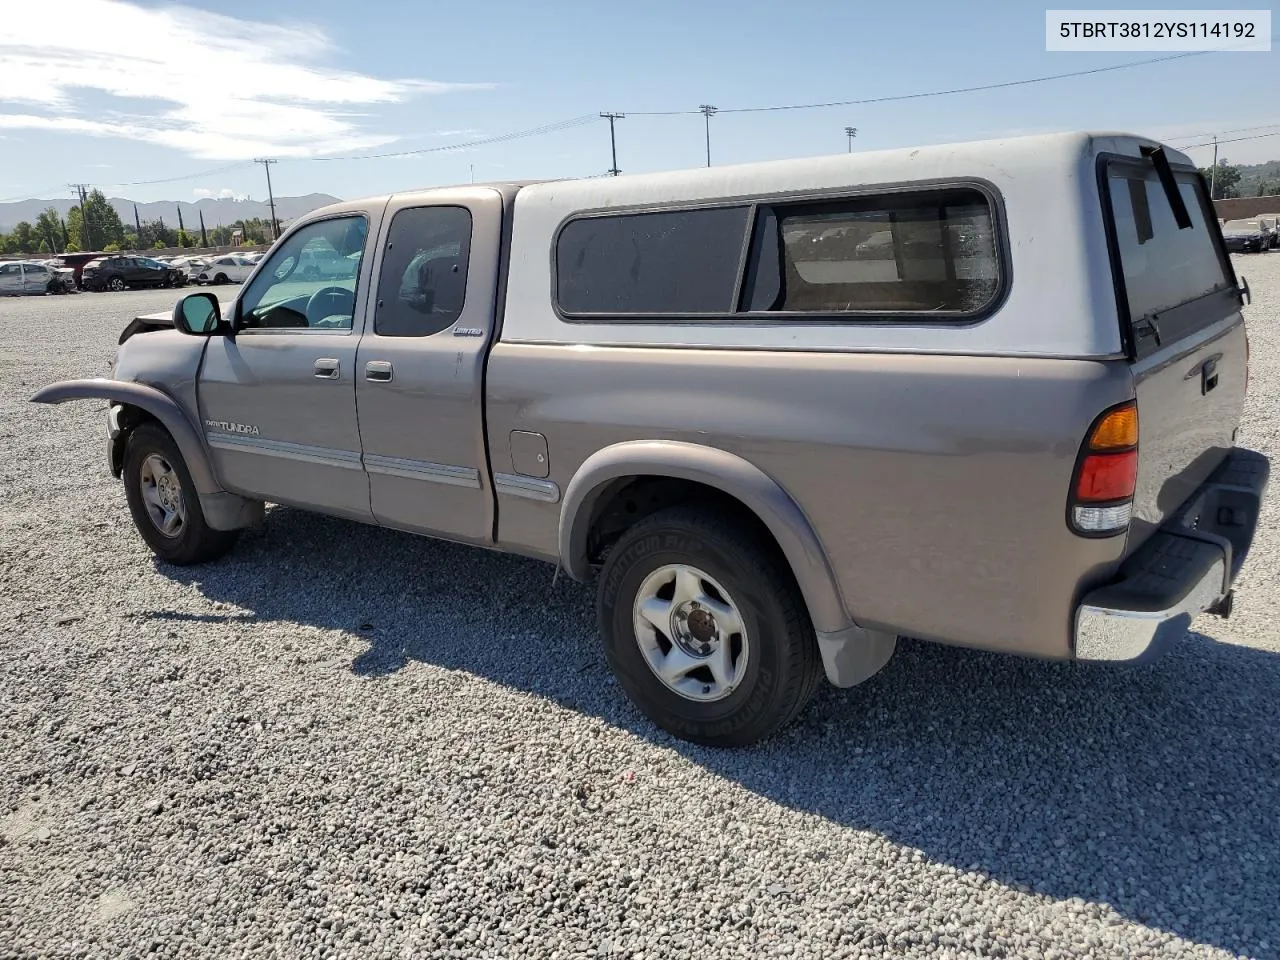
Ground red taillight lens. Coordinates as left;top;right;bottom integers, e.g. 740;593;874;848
1075;450;1139;501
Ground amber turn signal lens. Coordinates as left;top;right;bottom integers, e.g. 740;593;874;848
1088;404;1138;450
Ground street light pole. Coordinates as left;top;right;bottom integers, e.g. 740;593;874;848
699;104;718;167
845;126;858;152
1210;135;1219;199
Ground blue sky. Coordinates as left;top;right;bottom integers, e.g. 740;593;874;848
0;0;1276;206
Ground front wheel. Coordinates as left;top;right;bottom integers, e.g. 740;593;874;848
214;273;228;285
597;505;823;747
107;276;126;292
123;423;239;565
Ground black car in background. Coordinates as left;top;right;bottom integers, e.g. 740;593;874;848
81;255;186;292
1220;219;1271;254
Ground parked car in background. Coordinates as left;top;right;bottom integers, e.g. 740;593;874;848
54;251;108;289
0;260;75;295
169;256;210;277
195;255;256;285
1258;214;1280;249
82;255;185;291
242;251;266;264
1220;219;1270;253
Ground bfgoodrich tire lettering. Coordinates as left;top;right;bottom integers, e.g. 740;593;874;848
597;505;823;747
123;423;239;565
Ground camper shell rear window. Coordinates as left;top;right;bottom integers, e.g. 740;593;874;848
1100;156;1237;357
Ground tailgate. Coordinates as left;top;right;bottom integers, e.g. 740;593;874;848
1101;152;1248;552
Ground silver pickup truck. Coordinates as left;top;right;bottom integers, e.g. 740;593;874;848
33;131;1269;746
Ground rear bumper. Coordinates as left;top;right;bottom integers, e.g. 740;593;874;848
1074;447;1269;662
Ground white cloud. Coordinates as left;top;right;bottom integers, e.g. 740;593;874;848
0;0;490;160
193;187;244;200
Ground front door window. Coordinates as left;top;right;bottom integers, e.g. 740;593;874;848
237;216;369;330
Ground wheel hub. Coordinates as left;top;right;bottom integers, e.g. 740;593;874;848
671;602;719;657
631;563;750;703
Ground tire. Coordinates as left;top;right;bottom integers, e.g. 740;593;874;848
107;276;126;292
215;273;228;285
122;423;239;565
597;504;823;747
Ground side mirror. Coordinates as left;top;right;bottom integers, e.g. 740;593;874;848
173;292;222;336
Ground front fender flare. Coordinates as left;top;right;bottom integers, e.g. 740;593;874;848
30;378;221;495
558;440;852;637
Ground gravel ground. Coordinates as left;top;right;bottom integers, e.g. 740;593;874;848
1;268;1278;960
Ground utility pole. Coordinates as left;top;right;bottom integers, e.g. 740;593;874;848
601;112;626;176
1210;135;1219;199
70;184;93;250
255;158;280;240
698;105;718;167
845;126;858;152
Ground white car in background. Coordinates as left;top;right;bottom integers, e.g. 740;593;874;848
195;254;256;285
0;260;76;295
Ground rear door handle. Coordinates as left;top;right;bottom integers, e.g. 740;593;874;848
365;361;394;383
314;358;340;380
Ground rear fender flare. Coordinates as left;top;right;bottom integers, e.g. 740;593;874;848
558;440;852;636
30;378;221;494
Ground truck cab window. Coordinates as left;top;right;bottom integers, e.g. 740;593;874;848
374;205;473;337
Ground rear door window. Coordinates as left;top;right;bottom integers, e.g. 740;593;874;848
1103;161;1235;353
373;205;473;337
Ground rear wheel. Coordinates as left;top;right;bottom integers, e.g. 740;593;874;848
597;505;823;747
123;424;239;565
107;276;126;292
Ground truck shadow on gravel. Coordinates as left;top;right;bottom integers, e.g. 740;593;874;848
158;506;1280;960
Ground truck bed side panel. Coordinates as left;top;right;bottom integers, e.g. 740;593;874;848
485;343;1134;658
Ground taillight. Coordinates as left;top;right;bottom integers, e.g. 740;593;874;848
1069;401;1138;536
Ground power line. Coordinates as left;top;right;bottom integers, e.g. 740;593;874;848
1176;130;1280;151
1168;121;1280;143
103;161;257;188
300;115;600;162
624;44;1275;117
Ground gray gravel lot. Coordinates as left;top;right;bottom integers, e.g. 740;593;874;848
2;268;1278;960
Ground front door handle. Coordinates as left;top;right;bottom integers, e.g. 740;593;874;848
365;361;394;383
314;358;340;380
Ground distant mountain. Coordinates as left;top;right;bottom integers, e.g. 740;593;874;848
0;193;342;232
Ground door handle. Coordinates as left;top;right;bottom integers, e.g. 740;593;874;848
365;361;394;383
314;358;340;380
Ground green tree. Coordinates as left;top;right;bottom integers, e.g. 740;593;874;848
70;190;126;250
9;221;37;253
140;218;177;248
176;229;197;248
103;242;121;252
34;207;65;254
1199;160;1242;199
